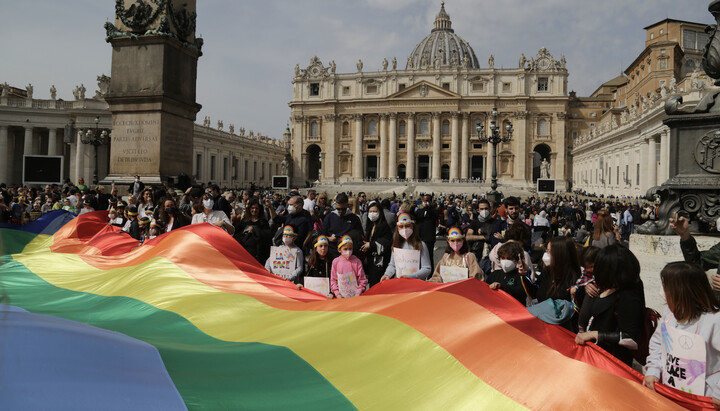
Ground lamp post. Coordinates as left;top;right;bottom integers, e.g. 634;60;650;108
476;107;512;205
80;116;109;185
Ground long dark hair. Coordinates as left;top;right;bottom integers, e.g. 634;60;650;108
392;221;422;250
364;203;388;239
661;262;720;323
243;198;266;223
546;236;581;297
593;244;640;290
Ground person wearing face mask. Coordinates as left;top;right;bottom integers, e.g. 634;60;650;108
265;225;304;283
148;219;163;240
330;235;368;298
360;201;393;286
487;221;536;281
466;199;496;264
157;198;190;233
128;175;145;198
415;194;439;270
233;197;272;265
486;241;533;305
380;213;432;281
429;227;483;283
268;193;312;249
671;214;720;297
534;236;581;331
108;207;126;228
322;192;363;257
191;193;235;235
298;235;334;298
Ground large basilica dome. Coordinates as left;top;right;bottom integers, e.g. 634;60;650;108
406;3;480;70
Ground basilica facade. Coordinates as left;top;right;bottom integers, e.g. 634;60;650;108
289;4;570;190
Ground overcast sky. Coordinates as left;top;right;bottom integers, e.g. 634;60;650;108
1;0;713;139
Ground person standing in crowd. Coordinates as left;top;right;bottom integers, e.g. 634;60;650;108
380;199;396;231
268;193;312;249
233;197;271;265
206;184;231;219
156;197;190;232
191;193;235;235
303;189;317;213
490;196;523;248
357;192;368;214
381;213;432;281
322;192;363;256
429;227;483;283
76;177;87;192
95;185;111;211
124;205;142;241
360;201;393;286
137;188;155;219
575;244;645;366
315;192;332;220
591;210;620;248
128;175;145;198
331;235;368;298
535;236;581;331
670;215;720;297
415;194;439;269
571;246;600;302
488;221;535;279
465;199;495;262
643;262;720;404
108;207;126;228
298;235;333;298
486;241;532;305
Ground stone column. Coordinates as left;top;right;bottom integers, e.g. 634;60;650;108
293;115;304;184
486;139;494;181
24;126;33;156
450;112;459;180
388;113;397;179
406;113;415;180
553;112;566;184
431;112;441;181
0;126;8;183
647;136;657;188
324;114;337;182
75;131;85;182
460;114;469;179
512;111;528;182
48;128;58;156
353;114;363;180
379;114;388;179
659;127;670;184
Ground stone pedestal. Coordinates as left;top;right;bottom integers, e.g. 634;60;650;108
103;1;201;187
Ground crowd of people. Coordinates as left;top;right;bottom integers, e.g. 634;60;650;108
1;177;719;403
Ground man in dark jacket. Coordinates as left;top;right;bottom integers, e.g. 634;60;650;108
415;194;438;268
323;192;363;257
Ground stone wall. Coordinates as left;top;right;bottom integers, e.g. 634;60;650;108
629;234;718;311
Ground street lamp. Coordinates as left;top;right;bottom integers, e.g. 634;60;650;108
80;116;109;185
476;107;512;205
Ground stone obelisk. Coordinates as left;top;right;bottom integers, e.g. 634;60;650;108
103;0;202;187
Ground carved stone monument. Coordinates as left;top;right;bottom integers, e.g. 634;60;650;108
638;0;720;234
103;0;203;186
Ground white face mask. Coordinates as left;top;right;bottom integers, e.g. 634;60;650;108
542;252;552;267
479;210;490;219
108;213;116;219
399;228;413;239
283;237;295;246
368;212;380;222
203;199;214;209
287;205;297;215
341;250;353;259
150;229;158;236
500;259;516;273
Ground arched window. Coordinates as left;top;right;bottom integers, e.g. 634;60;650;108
310;121;319;137
342;121;349;137
368;120;377;136
399;121;406;136
419;119;429;135
537;119;548;136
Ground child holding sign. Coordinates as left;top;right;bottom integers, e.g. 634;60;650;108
429;227;483;283
644;262;720;402
265;226;304;282
298;235;334;298
330;235;367;298
381;213;432;281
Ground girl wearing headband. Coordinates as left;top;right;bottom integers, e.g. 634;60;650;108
298;235;334;298
331;235;367;298
429;227;483;283
265;225;304;283
380;213;432;281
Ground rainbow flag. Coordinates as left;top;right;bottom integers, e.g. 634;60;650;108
0;211;714;410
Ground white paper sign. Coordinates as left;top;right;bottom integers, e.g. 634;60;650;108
269;246;299;280
660;322;707;395
337;271;359;298
304;277;330;296
439;266;469;283
393;248;420;278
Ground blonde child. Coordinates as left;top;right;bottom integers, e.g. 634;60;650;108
331;235;368;298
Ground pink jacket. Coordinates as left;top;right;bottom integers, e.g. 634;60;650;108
330;255;368;297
